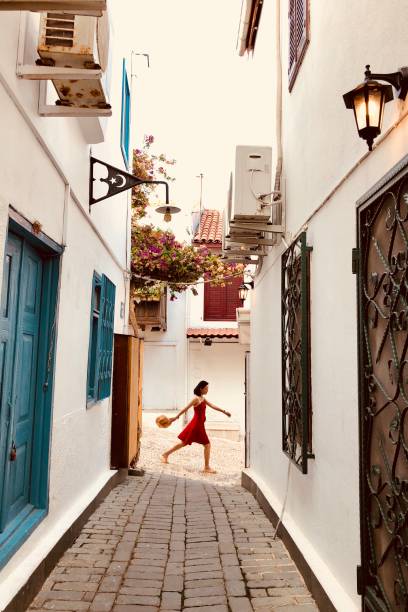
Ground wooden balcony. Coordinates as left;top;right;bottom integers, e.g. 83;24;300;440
134;290;167;331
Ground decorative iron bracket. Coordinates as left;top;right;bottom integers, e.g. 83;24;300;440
89;157;169;211
365;64;408;100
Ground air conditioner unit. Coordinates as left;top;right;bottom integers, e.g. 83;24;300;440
230;145;272;222
0;1;106;15
37;10;110;109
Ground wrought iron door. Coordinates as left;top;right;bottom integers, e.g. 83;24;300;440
357;163;408;610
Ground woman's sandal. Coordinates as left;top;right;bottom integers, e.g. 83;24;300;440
201;467;217;474
160;455;169;464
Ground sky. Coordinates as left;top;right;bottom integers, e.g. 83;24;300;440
112;0;274;238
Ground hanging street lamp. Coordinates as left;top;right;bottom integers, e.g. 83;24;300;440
155;204;181;223
238;281;254;301
89;157;180;221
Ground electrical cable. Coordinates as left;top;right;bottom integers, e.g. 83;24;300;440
273;456;292;540
249;169;282;211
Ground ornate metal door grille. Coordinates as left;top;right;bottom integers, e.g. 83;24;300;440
281;232;313;474
357;162;408;610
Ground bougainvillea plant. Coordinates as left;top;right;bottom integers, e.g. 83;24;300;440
132;134;176;220
131;223;244;300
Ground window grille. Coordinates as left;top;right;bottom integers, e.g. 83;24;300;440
281;232;313;473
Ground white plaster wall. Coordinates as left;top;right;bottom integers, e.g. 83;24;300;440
142;293;187;421
243;1;408;611
0;10;131;265
188;340;246;433
281;0;408;236
0;7;132;607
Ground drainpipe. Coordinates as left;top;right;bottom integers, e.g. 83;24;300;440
272;0;283;242
253;0;283;277
62;184;70;247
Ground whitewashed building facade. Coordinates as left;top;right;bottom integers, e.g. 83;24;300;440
231;1;408;611
0;2;134;609
141;209;249;440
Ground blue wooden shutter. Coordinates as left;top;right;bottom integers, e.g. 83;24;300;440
120;59;131;168
97;275;116;400
87;272;102;402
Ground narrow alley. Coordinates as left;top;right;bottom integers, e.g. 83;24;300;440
28;429;317;612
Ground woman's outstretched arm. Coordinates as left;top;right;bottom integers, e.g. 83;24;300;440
170;398;200;423
204;399;231;417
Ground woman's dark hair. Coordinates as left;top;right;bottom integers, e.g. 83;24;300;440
194;380;209;396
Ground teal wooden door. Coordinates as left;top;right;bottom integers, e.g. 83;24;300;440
0;234;43;532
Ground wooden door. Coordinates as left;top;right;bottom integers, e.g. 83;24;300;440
0;236;43;531
111;335;143;469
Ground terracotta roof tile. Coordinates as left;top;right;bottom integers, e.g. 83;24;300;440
193;210;223;244
187;327;239;339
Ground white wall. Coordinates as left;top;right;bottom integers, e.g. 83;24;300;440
188;340;246;433
142;293;187;420
0;6;133;607
237;1;408;611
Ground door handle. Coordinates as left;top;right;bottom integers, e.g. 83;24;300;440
9;441;16;462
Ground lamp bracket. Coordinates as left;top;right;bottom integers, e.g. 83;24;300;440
365;64;408;100
89;157;169;210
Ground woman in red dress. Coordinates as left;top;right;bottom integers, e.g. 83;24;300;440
161;380;231;474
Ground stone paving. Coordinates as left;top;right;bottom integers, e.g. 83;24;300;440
28;474;318;612
28;428;318;612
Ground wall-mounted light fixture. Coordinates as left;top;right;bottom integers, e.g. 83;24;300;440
343;64;408;151
204;337;212;346
238;281;254;301
89;157;180;221
155;204;181;223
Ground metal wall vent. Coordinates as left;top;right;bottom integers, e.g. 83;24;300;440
44;13;75;47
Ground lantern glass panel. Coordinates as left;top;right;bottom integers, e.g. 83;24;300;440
353;90;367;131
367;88;382;128
238;285;248;301
353;86;383;132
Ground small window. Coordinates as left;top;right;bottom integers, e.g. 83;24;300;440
87;272;116;404
120;59;131;168
288;0;310;91
241;0;264;55
204;276;243;321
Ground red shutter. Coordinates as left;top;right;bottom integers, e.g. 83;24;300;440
288;0;296;74
288;0;309;90
204;276;243;321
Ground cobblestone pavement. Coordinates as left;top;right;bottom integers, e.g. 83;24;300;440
137;424;245;486
28;429;318;612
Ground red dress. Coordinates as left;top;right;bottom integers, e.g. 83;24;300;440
178;401;210;446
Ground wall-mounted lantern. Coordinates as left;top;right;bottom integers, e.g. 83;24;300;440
238;281;254;301
343;65;408;151
89;157;180;221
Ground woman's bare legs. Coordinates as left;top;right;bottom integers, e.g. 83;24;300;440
202;443;217;473
161;441;186;463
